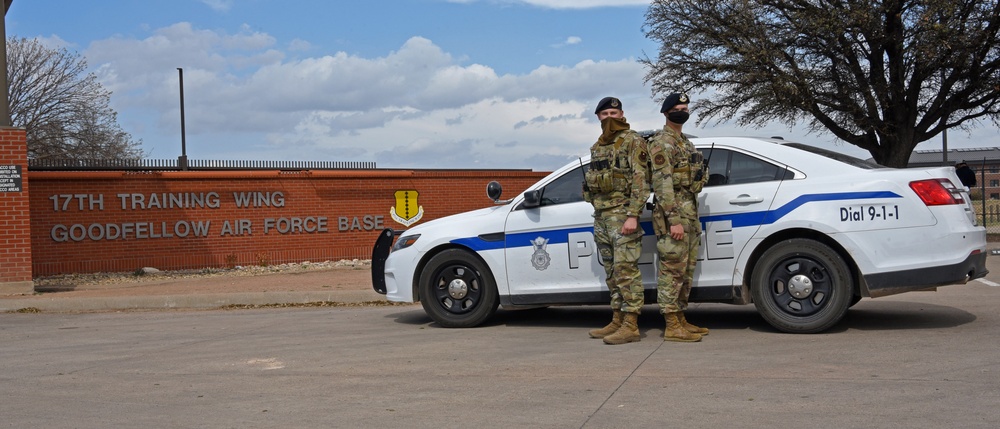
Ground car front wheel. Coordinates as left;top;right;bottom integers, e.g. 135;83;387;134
751;239;853;334
418;249;499;328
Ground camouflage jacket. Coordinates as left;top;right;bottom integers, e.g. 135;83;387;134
583;129;650;217
647;126;707;226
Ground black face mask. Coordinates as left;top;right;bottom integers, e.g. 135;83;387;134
667;111;690;125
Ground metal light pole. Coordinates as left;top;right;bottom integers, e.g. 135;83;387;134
1;0;14;127
941;67;949;166
942;126;949;165
177;68;188;170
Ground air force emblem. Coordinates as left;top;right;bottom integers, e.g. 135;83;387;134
390;190;424;227
530;236;551;271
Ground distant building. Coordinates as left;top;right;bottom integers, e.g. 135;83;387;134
905;148;1000;199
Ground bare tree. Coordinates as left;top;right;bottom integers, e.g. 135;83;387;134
642;0;1000;167
6;37;143;160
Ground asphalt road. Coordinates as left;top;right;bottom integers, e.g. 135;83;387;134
3;277;1000;428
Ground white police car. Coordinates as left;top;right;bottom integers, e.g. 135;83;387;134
371;137;988;333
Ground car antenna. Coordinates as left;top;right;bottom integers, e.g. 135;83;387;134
698;142;715;184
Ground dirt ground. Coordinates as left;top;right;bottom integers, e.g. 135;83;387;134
14;262;373;300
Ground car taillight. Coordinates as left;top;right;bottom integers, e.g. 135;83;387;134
909;179;965;206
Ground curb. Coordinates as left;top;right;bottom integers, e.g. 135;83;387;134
0;290;390;313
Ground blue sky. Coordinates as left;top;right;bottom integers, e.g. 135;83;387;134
6;0;992;169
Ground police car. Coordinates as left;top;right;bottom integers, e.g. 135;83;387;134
371;137;988;333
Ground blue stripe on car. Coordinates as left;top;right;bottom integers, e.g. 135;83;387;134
701;191;902;228
450;191;902;251
450;226;593;252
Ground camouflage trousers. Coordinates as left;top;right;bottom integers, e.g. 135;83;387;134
593;208;644;314
656;218;700;314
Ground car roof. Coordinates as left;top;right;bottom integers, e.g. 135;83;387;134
569;136;875;179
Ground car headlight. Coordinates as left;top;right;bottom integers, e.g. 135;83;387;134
392;234;420;251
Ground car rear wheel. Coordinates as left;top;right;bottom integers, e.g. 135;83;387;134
751;239;853;333
419;249;499;328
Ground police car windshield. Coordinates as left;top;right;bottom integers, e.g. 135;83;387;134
784;143;881;170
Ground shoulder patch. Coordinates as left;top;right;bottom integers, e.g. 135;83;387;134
654;153;666;167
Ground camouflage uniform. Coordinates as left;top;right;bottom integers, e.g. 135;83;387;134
583;125;650;315
647;125;707;314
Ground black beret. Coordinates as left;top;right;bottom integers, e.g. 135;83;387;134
594;97;623;114
660;92;690;113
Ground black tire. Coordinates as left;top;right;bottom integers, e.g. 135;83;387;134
751;239;853;334
418;249;499;328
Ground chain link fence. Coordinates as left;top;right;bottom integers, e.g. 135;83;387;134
28;158;376;171
963;157;1000;240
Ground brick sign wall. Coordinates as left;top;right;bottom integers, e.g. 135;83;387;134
29;169;548;276
0;128;32;293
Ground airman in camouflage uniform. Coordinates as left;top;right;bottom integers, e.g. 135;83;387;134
583;96;650;345
648;93;709;342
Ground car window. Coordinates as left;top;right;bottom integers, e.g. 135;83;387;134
702;147;729;187
729;151;785;184
700;148;790;187
538;165;586;207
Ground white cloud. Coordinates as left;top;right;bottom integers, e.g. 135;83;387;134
81;21;980;170
552;36;582;48
200;0;233;12
518;0;649;9
446;0;649;9
83;25;656;169
288;38;312;51
33;34;74;50
309;98;603;169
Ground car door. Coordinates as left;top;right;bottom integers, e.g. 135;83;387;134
693;146;788;290
503;162;656;304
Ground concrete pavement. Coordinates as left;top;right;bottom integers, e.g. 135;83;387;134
3;281;1000;428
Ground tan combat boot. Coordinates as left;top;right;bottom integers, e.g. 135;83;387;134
664;312;702;342
603;312;640;345
678;311;709;336
589;310;623;339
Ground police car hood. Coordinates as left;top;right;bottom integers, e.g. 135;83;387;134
403;204;509;245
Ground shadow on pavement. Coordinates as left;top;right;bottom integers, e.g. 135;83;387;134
384;300;976;333
387;308;433;325
839;299;976;331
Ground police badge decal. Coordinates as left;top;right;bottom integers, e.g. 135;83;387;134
530;236;551;271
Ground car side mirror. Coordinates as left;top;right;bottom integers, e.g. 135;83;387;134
522;190;541;208
487;181;502;201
